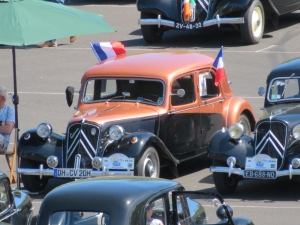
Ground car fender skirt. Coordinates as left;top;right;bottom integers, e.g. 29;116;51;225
110;132;179;165
208;130;255;168
18;129;64;163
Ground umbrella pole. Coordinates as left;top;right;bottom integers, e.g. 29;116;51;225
12;46;20;189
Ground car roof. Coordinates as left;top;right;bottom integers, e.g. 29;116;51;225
267;57;300;82
83;51;215;82
38;177;182;225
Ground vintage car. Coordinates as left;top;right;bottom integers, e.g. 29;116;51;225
17;50;256;193
137;0;300;45
31;177;254;225
0;171;33;225
208;57;300;194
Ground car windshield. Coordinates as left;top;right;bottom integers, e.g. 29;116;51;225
83;78;165;105
267;76;300;102
50;211;110;225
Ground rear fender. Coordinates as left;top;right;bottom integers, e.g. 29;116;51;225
224;96;256;131
208;129;255;168
107;132;179;165
18;129;65;166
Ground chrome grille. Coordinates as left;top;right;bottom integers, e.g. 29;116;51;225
66;122;101;168
255;121;287;170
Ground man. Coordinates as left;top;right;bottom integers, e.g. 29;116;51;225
0;86;15;153
146;202;164;225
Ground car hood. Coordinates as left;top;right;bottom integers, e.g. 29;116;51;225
70;102;160;124
260;103;300;126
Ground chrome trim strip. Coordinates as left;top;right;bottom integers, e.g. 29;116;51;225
67;140;79;161
197;0;208;13
270;131;284;150
138;18;175;27
203;17;244;27
269;138;283;158
79;139;94;160
18;167;134;177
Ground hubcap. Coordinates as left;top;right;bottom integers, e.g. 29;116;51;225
252;6;263;38
143;157;156;177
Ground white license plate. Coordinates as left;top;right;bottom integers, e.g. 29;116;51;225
103;153;134;170
54;169;92;178
244;170;277;179
245;154;277;170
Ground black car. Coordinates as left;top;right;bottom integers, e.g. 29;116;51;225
208;57;300;194
32;177;254;225
0;171;33;225
137;0;300;45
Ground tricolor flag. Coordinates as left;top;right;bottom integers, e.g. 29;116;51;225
183;0;191;21
213;47;226;86
90;42;126;62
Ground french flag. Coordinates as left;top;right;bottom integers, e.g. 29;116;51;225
90;42;126;62
213;47;226;86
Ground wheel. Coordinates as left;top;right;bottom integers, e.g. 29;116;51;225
240;0;264;45
20;158;49;193
140;12;164;44
238;114;251;136
136;146;160;178
213;160;239;195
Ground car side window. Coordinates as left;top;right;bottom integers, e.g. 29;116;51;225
145;198;166;225
171;75;195;106
84;79;117;102
0;179;10;214
199;72;219;99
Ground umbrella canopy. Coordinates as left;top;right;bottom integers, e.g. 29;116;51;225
0;0;115;46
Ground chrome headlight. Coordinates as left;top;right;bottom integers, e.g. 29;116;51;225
109;125;124;141
293;124;300;140
37;123;52;138
228;123;244;139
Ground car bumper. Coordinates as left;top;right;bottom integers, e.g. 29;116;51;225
138;14;244;28
210;164;300;179
18;164;134;179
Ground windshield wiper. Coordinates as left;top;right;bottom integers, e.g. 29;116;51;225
105;92;130;103
281;73;295;97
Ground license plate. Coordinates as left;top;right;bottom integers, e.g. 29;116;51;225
54;169;92;178
175;22;202;30
103;153;134;170
244;170;277;179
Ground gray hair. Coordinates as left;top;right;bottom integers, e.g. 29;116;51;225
0;85;8;101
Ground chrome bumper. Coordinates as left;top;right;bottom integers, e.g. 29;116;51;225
210;164;300;179
138;14;244;28
18;164;134;179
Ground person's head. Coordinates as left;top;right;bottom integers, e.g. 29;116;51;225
146;202;155;219
0;85;8;103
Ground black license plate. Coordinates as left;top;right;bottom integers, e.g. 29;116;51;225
175;22;202;30
244;170;277;179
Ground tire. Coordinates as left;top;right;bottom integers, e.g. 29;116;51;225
240;0;264;45
213;160;239;195
141;12;164;44
136;147;160;178
20;158;49;193
238;114;251;136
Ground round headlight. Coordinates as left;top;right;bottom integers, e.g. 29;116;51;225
37;123;52;138
293;124;300;140
228;123;244;139
109;125;124;141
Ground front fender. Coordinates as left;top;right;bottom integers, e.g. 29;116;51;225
107;132;179;165
208;129;255;168
213;0;252;18
17;129;65;165
225;96;256;131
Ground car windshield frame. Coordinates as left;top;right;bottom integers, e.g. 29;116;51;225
82;77;166;106
267;76;300;103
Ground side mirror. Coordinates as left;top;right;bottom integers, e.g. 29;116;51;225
258;87;265;96
216;204;233;220
66;86;74;107
177;89;185;97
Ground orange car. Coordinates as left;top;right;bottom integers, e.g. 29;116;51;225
17;51;256;193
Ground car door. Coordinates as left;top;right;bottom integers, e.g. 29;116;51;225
166;73;202;160
198;71;224;149
171;191;234;225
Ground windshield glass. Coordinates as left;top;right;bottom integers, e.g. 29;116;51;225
83;78;165;105
267;76;300;102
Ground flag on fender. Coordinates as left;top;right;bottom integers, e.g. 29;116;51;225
213;47;226;86
90;41;126;61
